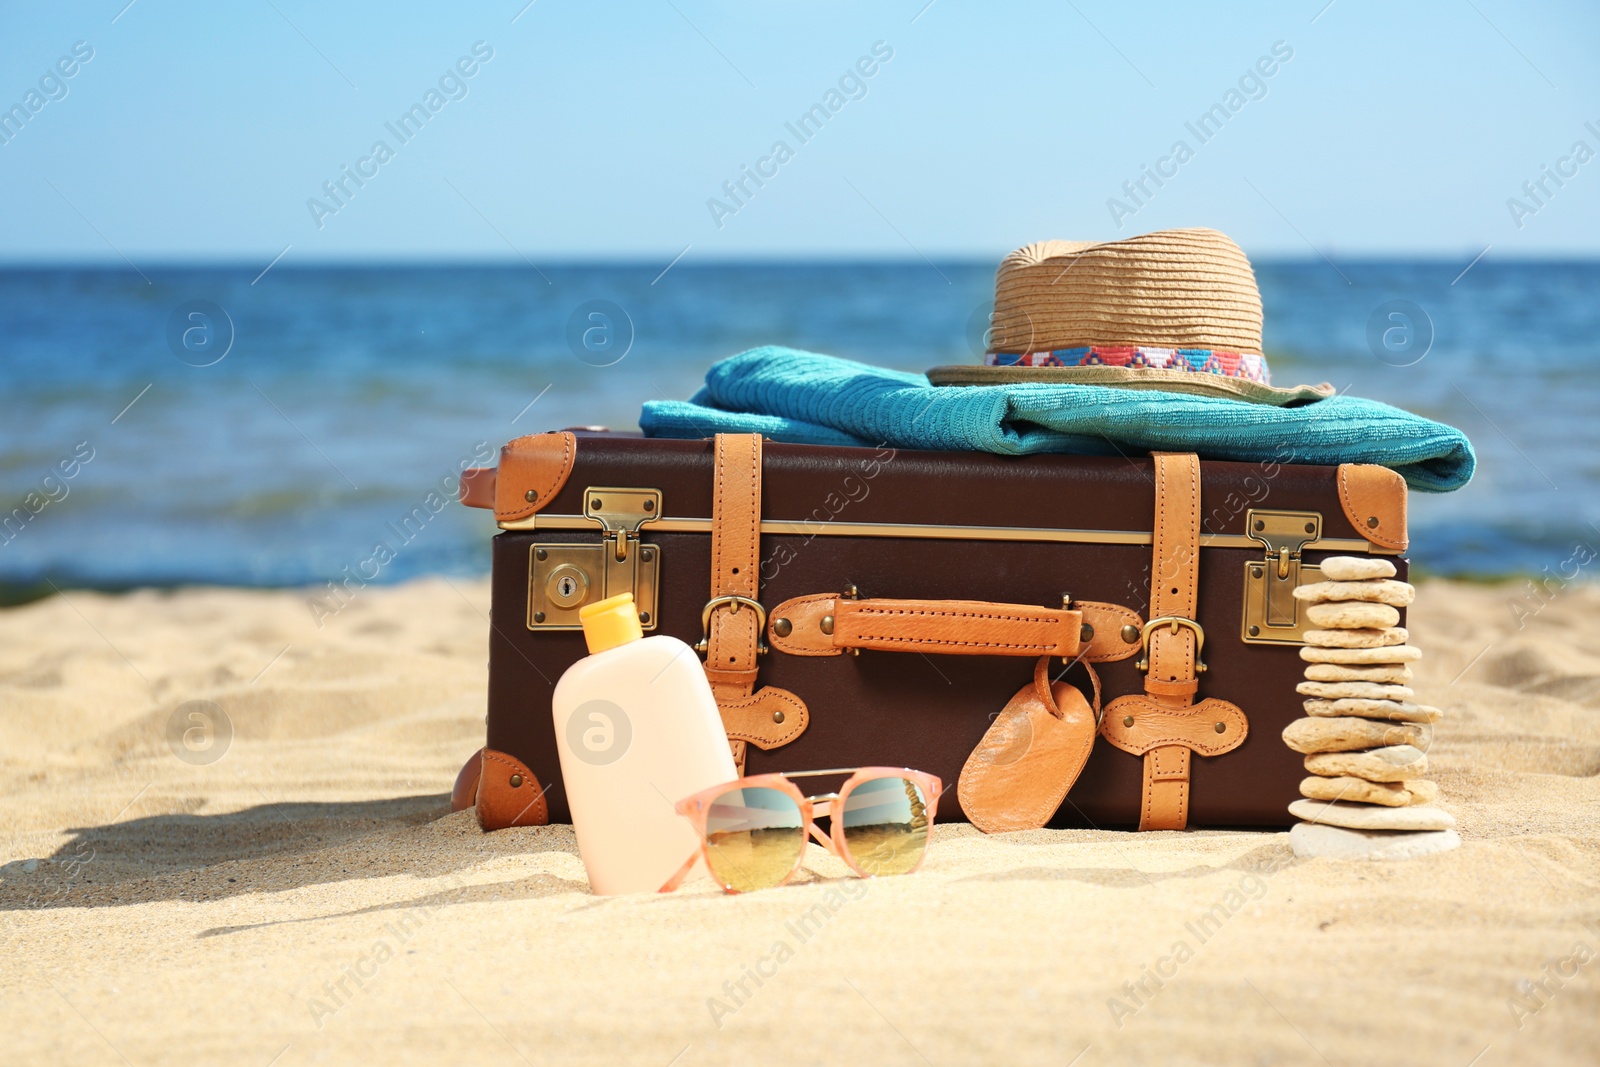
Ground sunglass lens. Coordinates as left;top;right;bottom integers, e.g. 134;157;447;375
839;776;931;877
703;786;805;892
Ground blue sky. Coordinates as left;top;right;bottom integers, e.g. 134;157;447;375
1;0;1597;264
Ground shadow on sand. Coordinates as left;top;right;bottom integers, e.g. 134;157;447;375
0;795;581;913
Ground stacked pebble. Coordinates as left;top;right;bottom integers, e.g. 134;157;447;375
1281;556;1461;860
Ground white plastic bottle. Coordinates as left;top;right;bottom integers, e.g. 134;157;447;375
552;592;737;895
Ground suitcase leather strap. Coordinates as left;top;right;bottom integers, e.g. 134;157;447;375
702;434;808;772
1101;453;1246;830
766;594;1142;662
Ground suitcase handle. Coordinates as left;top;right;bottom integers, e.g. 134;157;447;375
765;593;1143;662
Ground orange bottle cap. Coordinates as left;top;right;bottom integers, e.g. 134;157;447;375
578;592;644;653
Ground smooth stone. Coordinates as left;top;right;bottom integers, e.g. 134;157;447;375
1282;717;1429;754
1300;776;1411;806
1303;627;1410;648
1317;556;1398;581
1297;680;1415;700
1305;602;1402;630
1289;822;1460;860
1299;776;1438;807
1289;798;1456;831
1304;662;1414;684
1293;579;1415;607
1303;698;1442;724
1305;745;1427;782
1405;779;1441;805
1301;644;1422;665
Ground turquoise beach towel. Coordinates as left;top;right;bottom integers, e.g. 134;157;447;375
639;347;1476;492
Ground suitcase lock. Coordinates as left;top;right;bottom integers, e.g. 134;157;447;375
526;487;662;631
1239;508;1324;645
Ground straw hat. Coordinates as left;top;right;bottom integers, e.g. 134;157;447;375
928;228;1332;404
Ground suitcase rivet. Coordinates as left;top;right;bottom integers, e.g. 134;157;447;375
1254;519;1265;531
525;490;538;503
1248;625;1260;637
1366;516;1380;528
640;612;651;625
1122;716;1135;728
1214;722;1226;733
1120;624;1140;644
1304;522;1316;534
772;710;785;724
1079;623;1094;642
509;774;523;788
536;548;547;561
592;498;603;509
820;615;834;636
533;611;546;623
773;617;793;638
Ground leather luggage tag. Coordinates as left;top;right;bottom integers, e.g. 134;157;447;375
958;657;1097;834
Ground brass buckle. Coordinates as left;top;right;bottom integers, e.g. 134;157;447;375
694;595;769;657
1134;616;1207;674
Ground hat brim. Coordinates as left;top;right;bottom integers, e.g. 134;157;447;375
924;364;1335;406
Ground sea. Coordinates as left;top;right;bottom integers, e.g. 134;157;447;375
1;260;1595;600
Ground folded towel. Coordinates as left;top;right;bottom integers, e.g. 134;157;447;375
639;348;1476;492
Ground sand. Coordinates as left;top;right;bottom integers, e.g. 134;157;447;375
2;576;1598;1064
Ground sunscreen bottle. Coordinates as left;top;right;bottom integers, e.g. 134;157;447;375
552;592;736;895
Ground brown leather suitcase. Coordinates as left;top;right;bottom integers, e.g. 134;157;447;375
451;429;1409;832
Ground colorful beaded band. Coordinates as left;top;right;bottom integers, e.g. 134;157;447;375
987;346;1269;384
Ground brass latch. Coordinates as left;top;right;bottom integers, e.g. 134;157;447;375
1240;509;1324;645
584;487;660;563
528;487;662;630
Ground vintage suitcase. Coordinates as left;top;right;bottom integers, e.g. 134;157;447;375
451;429;1408;831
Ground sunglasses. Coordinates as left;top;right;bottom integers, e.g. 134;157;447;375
660;767;944;894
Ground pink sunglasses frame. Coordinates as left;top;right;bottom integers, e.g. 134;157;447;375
660;767;944;894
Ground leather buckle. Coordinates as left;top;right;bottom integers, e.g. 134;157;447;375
693;595;768;657
1134;615;1207;674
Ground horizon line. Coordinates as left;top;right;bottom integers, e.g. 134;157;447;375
3;251;1599;269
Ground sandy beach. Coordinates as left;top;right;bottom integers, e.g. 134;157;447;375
2;575;1597;1065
